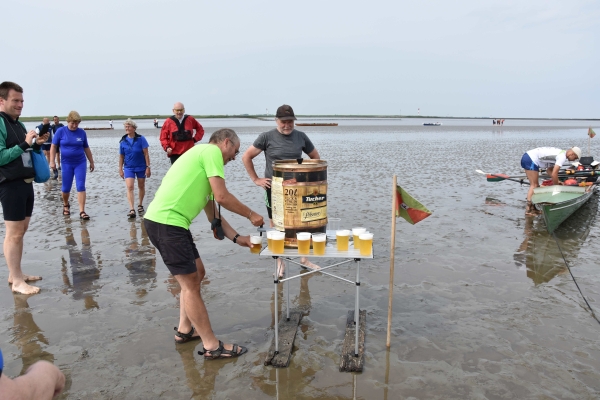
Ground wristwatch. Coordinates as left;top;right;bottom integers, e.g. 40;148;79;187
232;234;240;243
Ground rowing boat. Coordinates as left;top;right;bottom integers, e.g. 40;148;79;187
531;185;597;233
423;122;442;126
295;123;338;127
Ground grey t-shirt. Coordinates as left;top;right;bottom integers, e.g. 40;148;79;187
253;128;316;178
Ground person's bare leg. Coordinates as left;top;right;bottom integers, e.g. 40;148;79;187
125;178;135;211
174;266;243;356
5;218;41;294
62;192;70;207
300;257;320;270
525;170;540;215
77;191;86;214
137;178;146;208
174;258;204;341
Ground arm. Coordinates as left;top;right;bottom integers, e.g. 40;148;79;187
203;199;252;248
49;145;58;169
143;148;151;178
118;154;124;179
192;119;204;143
242;145;271;189
208;176;264;227
84;147;95;172
0;129;35;167
551;165;561;185
159;123;172;155
0;360;65;400
307;148;320;159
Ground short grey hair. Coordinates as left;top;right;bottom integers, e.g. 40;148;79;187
123;118;137;129
209;128;239;145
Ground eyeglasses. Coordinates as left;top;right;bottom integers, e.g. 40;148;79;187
173;109;184;112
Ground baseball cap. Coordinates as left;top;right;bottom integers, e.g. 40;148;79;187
275;105;296;120
571;147;582;159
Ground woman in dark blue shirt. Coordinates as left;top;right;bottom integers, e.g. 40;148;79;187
119;118;150;219
50;111;95;220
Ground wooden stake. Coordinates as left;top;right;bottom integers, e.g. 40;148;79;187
386;175;397;348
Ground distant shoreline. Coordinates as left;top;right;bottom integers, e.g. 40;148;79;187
18;114;600;122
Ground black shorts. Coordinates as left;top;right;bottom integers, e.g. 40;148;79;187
265;188;272;219
144;219;200;275
0;179;34;221
42;143;51;151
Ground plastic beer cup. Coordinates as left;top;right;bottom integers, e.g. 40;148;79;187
266;231;274;251
296;232;311;255
336;230;350;251
312;233;326;255
352;228;366;250
250;234;262;254
359;233;373;256
272;231;285;254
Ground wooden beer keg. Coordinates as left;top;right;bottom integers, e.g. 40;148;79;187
271;159;328;247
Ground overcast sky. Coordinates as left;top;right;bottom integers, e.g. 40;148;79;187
4;0;599;118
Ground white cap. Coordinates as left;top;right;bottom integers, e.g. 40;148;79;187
571;147;582;159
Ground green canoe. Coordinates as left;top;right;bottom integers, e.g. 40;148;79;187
532;185;597;233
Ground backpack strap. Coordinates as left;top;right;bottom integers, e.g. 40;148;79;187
170;115;189;134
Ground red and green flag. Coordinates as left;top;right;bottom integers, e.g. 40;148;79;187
395;185;432;224
589;127;596;138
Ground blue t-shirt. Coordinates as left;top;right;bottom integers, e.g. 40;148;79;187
119;135;149;170
52;126;89;164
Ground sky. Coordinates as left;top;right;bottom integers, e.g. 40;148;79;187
4;0;599;118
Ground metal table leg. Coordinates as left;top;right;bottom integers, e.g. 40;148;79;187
355;259;360;356
274;256;279;353
286;258;290;321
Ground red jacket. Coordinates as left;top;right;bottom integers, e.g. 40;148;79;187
159;115;204;156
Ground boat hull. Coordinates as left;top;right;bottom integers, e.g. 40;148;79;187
532;185;596;233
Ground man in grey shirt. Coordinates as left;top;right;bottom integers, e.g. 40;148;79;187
242;104;321;276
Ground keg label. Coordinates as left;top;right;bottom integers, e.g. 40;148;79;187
302;194;326;203
300;206;327;222
271;177;284;229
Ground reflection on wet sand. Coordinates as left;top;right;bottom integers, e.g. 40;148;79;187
125;221;157;298
61;223;102;309
515;194;599;285
175;346;226;397
10;295;54;375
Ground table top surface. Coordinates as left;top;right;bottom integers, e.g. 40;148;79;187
259;242;373;259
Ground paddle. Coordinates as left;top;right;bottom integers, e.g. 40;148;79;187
475;170;526;183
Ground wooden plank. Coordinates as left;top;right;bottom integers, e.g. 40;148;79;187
264;311;302;368
339;309;366;372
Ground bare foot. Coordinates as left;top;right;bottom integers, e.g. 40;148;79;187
11;281;41;295
275;259;285;279
8;274;42;284
300;259;321;271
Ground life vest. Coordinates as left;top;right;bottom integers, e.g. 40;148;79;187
0;114;35;183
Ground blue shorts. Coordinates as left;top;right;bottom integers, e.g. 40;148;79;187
42;143;51;151
62;161;87;193
521;153;539;171
124;168;146;179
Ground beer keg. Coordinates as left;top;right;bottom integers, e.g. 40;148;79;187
271;159;327;247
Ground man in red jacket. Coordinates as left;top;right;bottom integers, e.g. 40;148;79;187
160;102;205;164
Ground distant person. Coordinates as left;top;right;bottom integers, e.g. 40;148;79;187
119;118;151;219
159;102;204;164
109;119;113;129
0;81;50;295
144;128;263;358
50;111;95;220
521;146;581;215
0;348;66;399
50;116;64;178
493;119;496;125
242;104;322;277
153;118;158;128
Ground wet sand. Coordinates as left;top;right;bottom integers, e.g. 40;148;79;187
1;119;600;399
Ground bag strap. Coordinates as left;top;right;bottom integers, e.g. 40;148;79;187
212;196;221;219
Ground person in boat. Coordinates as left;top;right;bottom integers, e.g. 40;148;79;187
159;102;204;164
118;118;151;219
241;104;322;277
144;128;264;358
521;146;581;215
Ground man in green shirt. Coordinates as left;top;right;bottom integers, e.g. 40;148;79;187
144;128;264;359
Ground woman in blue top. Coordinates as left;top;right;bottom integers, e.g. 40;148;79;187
49;111;95;220
119;118;151;219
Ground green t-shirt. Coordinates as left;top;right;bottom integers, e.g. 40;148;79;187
144;144;224;229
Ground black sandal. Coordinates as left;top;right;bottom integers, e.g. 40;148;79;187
174;326;201;344
127;209;136;219
79;211;90;220
137;205;144;214
63;203;71;215
198;340;248;360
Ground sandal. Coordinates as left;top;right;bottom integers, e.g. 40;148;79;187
198;340;248;360
137;205;144;214
62;203;70;215
127;209;136;219
79;211;90;220
174;326;201;344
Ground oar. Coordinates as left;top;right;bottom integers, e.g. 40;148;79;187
475;170;526;183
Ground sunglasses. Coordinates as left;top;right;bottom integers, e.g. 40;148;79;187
211;201;225;240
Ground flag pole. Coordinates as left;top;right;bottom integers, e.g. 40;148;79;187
386;175;397;348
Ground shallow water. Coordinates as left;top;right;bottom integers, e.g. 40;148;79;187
2;121;600;399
